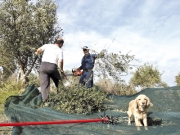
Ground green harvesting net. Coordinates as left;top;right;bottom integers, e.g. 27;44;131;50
3;84;180;135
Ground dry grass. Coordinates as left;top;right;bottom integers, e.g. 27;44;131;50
0;113;12;135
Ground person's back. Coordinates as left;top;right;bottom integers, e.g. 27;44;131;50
41;44;63;65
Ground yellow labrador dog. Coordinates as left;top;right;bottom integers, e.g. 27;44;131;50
127;94;153;130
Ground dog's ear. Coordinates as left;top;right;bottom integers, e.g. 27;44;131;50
146;97;153;107
134;98;139;109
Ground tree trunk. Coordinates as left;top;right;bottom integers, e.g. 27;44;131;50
17;66;29;84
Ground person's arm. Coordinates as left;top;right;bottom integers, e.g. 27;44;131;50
58;49;64;72
35;47;43;55
77;65;83;70
59;59;64;72
77;58;83;71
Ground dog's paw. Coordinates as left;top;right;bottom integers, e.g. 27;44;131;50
145;126;148;130
137;126;141;131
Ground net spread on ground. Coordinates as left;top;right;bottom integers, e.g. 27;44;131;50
3;84;180;135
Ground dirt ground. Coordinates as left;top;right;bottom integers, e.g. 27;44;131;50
0;113;12;135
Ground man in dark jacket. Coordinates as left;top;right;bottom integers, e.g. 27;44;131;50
77;46;99;88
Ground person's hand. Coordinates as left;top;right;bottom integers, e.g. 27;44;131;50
60;69;64;73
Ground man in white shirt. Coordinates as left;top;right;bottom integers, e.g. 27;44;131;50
0;66;3;81
35;38;64;101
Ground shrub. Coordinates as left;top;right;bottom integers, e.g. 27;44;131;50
42;85;109;114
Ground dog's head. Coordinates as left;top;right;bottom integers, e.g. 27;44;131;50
135;94;153;111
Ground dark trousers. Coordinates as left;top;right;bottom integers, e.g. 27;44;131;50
40;62;61;100
79;70;93;88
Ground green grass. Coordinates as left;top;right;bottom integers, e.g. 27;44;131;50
0;81;24;113
0;89;21;104
0;104;4;113
0;81;24;134
0;89;21;113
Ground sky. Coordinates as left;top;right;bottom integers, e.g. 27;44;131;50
55;0;180;86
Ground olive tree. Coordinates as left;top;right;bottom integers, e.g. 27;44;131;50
0;0;62;82
129;63;167;90
175;72;180;86
0;45;16;80
93;49;138;83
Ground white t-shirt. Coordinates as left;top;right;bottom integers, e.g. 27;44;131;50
0;66;3;72
41;44;63;65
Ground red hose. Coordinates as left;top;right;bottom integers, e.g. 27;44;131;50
0;117;108;127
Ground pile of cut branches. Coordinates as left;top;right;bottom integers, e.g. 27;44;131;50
42;85;109;114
